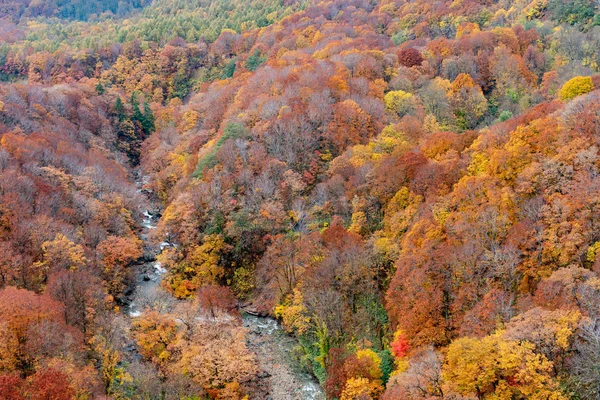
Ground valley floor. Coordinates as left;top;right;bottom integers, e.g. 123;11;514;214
243;314;325;400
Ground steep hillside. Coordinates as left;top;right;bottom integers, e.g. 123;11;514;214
1;0;600;399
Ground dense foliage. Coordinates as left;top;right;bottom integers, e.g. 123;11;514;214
0;0;149;22
1;0;600;399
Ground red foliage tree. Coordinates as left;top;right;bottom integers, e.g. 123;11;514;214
0;374;25;400
197;285;239;318
391;331;410;358
397;48;424;68
27;368;75;400
0;287;82;374
325;347;349;399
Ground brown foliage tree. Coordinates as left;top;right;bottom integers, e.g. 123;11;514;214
397;48;424;68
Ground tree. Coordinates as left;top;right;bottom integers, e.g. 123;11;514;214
390;329;410;359
559;76;594;101
326;99;376;154
344;349;383;381
244;49;266;72
449;73;487;129
419;78;453;126
568;320;600;399
0;243;18;288
274;288;311;336
548;0;597;25
115;97;126;123
256;234;315;300
97;236;142;299
95;82;105;95
503;308;581;366
46;269;108;341
534;267;600;318
91;334;130;395
27;368;75;400
131;311;178;368
397;48;423;68
330;348;385;400
35;234;87;284
172;321;257;390
131;92;144;125
116;118;139;162
196;285;238;319
164;234;227;298
443;334;566;399
325;347;350;399
0;287;81;375
383;348;443;400
142;101;156;135
223;59;236;78
340;377;382;400
384;90;417;118
0;373;24;400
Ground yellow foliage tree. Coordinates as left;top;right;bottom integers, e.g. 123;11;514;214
443;334;567;399
0;321;19;372
449;73;488;130
340;347;384;399
354;349;383;380
274;288;311;335
456;22;480;39
172;321;257;391
131;311;178;368
559;76;594;101
41;233;87;270
164;234;227;298
384;90;416;118
35;233;87;284
181;110;200;131
525;0;548;20
383;187;423;239
340;377;383;400
92;334;132;395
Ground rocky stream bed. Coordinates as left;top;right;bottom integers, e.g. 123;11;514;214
125;173;325;399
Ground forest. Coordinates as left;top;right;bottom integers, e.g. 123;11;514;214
1;0;600;399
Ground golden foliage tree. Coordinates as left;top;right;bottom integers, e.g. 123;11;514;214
559;76;594;101
443;334;566;399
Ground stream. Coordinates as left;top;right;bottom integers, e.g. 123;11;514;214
127;173;325;400
127;174;171;319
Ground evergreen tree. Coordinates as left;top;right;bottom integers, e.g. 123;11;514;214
131;92;144;124
244;49;266;72
171;68;190;100
95;82;105;95
142;101;155;135
114;97;126;122
222;59;236;79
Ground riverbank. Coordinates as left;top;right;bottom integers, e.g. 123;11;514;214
243;313;325;400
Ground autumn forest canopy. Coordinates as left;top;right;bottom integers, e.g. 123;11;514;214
1;0;600;399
